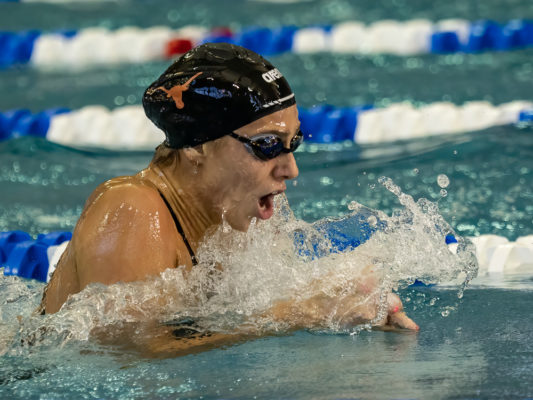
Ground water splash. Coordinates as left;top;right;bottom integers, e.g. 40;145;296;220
376;176;477;289
1;178;478;353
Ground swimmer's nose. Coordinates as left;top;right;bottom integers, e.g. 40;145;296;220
274;152;299;181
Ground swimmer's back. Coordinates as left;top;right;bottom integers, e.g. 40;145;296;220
41;173;191;314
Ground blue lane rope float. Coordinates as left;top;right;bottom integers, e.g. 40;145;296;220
0;101;531;148
0;230;32;265
0;108;70;140
0;30;40;67
298;104;374;143
1;19;532;69
1;231;72;282
294;206;387;259
519;110;533;122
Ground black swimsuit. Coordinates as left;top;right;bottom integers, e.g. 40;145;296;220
159;192;198;266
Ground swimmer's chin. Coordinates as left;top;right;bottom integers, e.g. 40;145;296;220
221;215;256;233
228;214;271;233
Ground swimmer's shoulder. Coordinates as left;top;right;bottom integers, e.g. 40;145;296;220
78;173;177;240
82;174;161;211
72;174;181;286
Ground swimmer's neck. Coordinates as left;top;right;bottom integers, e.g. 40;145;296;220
140;162;218;251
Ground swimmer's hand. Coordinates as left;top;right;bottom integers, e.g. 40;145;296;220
267;267;419;332
374;293;419;331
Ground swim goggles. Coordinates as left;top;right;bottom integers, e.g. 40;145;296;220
229;129;303;161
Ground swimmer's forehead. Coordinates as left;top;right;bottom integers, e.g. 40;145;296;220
236;105;300;138
254;122;301;138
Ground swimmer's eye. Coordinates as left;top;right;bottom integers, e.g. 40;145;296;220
229;130;303;161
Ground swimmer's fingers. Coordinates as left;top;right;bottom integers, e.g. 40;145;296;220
382;311;419;332
371;293;419;331
382;293;418;331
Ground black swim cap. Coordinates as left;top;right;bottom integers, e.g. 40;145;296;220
142;42;296;149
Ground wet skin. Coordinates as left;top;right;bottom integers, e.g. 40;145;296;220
40;104;417;355
41;105;301;314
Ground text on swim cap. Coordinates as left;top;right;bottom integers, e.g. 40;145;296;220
262;68;283;83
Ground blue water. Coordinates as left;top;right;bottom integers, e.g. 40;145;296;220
1;0;533;399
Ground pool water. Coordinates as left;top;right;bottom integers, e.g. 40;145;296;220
1;0;533;398
1;280;532;399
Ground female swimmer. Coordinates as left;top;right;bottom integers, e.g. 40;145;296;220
39;43;418;339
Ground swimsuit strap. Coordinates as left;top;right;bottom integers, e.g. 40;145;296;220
159;192;198;266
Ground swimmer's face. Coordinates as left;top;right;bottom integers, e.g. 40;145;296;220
198;104;300;231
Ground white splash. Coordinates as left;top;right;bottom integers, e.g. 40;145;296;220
3;177;477;352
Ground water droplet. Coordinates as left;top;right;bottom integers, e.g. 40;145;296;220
413;168;419;175
437;174;450;188
348;201;361;211
320;176;333;186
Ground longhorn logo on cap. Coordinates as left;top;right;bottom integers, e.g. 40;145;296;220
156;72;203;109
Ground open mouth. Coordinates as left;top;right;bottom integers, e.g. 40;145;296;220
257;190;283;220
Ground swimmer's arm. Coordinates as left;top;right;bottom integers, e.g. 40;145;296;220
265;267;419;331
267;293;418;331
74;184;182;289
141;328;256;358
93;320;259;359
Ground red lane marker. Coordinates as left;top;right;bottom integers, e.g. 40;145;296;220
165;38;194;58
